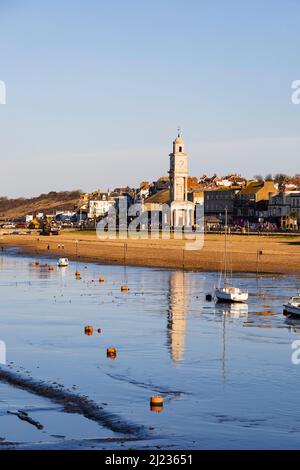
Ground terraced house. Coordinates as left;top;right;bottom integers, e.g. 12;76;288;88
236;180;277;223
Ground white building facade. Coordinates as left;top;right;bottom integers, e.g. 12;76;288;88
88;194;115;219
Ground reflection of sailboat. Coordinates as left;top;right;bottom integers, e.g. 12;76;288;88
215;209;248;303
167;271;188;362
219;303;248;382
219;302;249;319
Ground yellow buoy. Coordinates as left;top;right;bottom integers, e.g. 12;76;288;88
99;277;105;283
107;347;117;359
120;285;128;292
84;326;93;336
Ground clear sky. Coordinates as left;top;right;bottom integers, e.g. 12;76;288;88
0;0;300;197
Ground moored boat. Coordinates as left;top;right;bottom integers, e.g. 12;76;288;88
215;286;248;303
57;257;69;267
214;209;248;304
283;296;300;317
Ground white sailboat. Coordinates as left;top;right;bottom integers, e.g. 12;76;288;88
215;209;248;303
283;296;300;317
57;257;69;267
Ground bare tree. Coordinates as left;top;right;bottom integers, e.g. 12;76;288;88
253;174;263;182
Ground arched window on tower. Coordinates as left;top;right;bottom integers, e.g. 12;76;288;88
179;146;182;152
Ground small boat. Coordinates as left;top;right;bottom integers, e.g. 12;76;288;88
215;286;248;303
283;296;300;317
215;209;248;304
57;257;69;267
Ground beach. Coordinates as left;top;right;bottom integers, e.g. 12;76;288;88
1;231;300;274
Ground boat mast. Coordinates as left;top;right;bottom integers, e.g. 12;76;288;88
224;208;228;285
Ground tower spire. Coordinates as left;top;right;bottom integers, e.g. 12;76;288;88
177;126;181;138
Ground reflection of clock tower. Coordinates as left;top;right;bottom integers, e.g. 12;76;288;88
169;131;194;227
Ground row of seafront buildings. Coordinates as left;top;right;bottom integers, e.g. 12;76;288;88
22;133;299;231
81;133;300;231
204;180;300;229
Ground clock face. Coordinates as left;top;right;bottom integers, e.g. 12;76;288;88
177;158;185;169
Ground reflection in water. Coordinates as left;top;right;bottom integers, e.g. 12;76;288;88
214;303;249;382
219;303;249;319
286;318;300;334
167;271;188;363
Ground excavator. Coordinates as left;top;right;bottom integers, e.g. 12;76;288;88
39;216;60;236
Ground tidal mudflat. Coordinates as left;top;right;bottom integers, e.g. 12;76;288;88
0;250;300;449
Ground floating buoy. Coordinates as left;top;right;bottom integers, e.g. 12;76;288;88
107;347;117;359
97;328;102;334
206;294;213;302
99;277;105;283
34;261;40;267
75;271;81;279
48;265;54;271
84;326;93;336
150;395;164;412
121;285;128;292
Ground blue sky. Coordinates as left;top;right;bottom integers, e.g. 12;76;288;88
0;0;300;196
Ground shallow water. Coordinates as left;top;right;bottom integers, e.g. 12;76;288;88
0;250;300;449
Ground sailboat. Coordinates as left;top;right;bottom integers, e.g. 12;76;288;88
215;209;248;303
57;257;69;267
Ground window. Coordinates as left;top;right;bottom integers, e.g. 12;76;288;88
179;146;182;152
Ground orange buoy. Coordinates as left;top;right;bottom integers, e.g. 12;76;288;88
34;261;40;267
120;285;128;292
48;265;54;271
75;271;81;279
107;347;117;359
99;277;105;283
84;326;93;336
150;395;164;410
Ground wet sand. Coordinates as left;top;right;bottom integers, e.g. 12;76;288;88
0;368;147;436
1;231;300;274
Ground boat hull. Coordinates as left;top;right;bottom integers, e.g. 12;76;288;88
283;305;300;317
57;258;69;267
215;289;248;303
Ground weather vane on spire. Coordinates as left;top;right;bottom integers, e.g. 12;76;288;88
178;126;181;137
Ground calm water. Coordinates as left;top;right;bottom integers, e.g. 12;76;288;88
0;250;300;449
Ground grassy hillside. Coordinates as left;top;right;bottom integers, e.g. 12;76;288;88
0;190;81;219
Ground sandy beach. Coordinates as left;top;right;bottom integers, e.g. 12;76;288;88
1;230;300;274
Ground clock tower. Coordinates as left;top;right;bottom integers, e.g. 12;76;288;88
169;131;188;203
169;131;194;228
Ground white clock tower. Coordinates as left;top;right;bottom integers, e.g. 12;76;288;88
169;131;194;227
169;131;189;203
